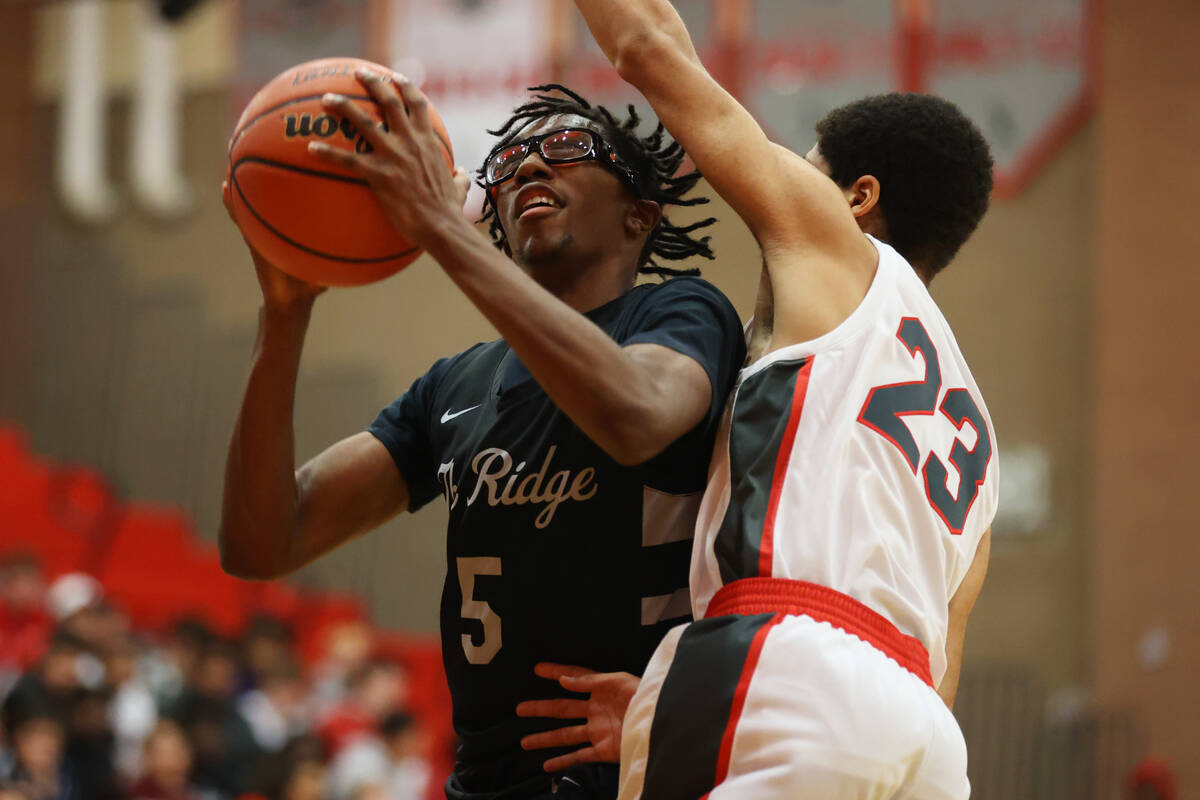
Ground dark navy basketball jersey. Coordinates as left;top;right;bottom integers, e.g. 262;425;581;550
368;277;744;799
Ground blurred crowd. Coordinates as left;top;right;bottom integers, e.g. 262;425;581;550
0;553;436;800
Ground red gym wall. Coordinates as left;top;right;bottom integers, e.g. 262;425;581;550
1093;0;1200;791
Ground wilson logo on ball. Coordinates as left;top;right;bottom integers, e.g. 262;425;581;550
283;113;382;153
290;64;357;87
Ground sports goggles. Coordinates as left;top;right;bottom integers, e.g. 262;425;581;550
483;127;638;190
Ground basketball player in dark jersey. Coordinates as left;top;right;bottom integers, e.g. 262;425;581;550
218;75;745;800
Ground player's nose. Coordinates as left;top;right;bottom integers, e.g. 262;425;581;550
513;150;555;185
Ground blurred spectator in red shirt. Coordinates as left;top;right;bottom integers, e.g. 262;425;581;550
318;660;407;758
0;554;52;684
1127;757;1177;800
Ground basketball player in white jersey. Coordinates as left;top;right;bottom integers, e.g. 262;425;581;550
515;3;998;798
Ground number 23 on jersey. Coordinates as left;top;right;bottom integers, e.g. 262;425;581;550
857;316;992;535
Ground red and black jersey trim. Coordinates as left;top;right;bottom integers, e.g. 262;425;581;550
713;357;813;584
642;613;783;800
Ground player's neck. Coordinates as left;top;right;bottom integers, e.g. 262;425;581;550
529;253;638;313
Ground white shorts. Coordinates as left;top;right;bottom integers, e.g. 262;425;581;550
618;579;970;800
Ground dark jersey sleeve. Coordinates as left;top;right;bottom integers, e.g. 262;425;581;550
367;358;453;512
622;276;746;431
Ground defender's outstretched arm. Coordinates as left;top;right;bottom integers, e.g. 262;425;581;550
572;0;878;341
571;2;834;240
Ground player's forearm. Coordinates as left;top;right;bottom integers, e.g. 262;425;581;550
572;0;699;75
426;218;682;465
219;305;312;580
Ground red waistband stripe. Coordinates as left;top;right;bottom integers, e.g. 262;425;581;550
706;577;934;688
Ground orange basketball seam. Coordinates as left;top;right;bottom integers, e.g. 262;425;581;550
229;168;421;265
231;155;371;186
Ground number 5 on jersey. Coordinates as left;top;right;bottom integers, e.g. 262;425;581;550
858;317;992;535
457;557;502;664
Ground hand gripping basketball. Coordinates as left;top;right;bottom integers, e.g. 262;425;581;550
310;71;472;252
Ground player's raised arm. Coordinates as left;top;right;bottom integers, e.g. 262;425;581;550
572;0;878;336
218;218;410;581
575;1;866;248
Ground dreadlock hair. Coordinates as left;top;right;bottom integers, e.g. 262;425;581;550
477;84;715;278
815;93;994;282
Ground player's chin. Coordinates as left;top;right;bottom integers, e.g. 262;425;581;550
513;231;570;266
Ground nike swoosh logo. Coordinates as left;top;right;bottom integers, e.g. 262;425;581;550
440;405;481;424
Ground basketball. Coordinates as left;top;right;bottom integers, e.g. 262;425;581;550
225;57;454;287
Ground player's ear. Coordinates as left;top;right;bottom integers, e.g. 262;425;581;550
847;175;881;219
626;199;662;237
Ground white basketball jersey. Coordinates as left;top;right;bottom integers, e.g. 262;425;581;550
692;235;999;685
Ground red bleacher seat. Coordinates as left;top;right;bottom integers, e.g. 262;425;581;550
1;425;453;797
98;506;248;636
